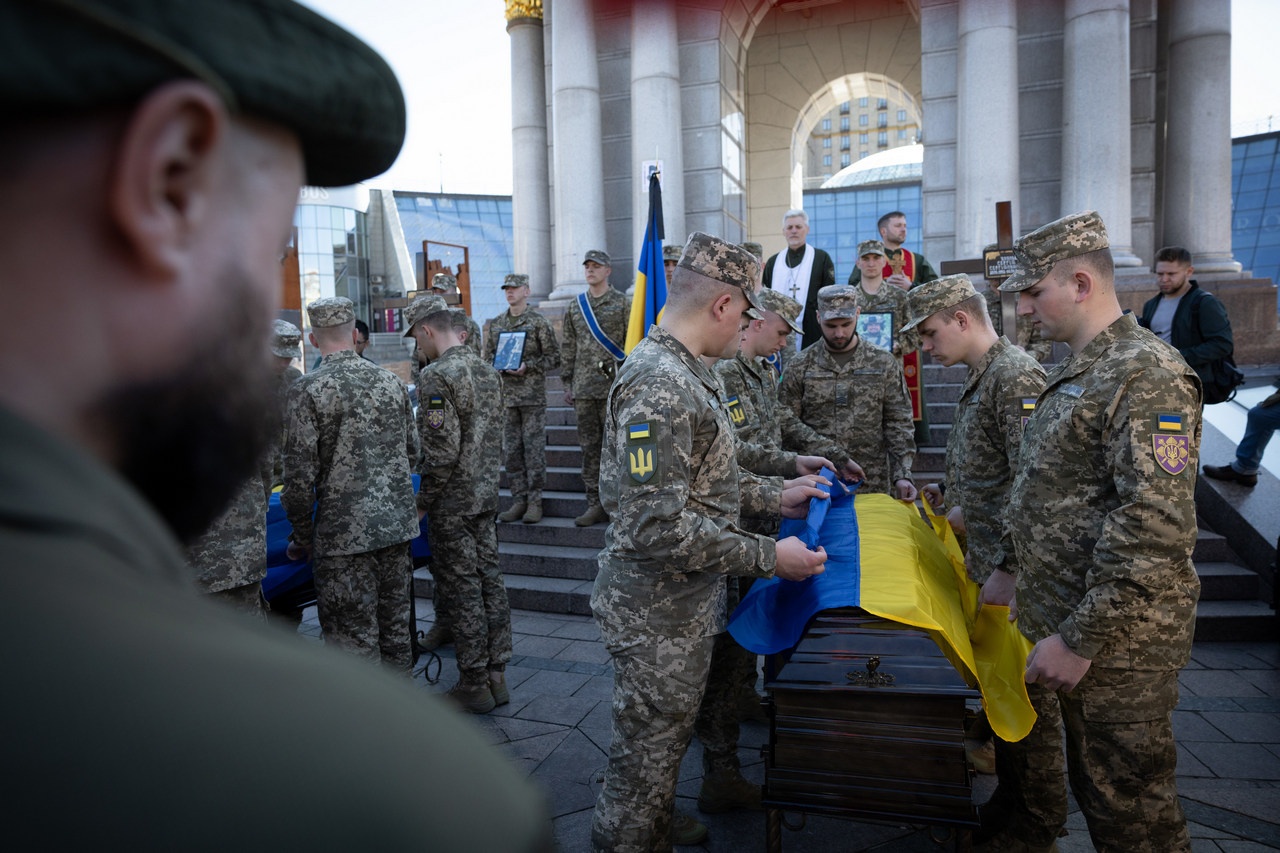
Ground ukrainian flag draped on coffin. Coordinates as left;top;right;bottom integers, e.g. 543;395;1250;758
625;171;667;353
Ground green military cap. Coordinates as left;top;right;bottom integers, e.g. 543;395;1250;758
857;239;887;258
1001;210;1110;293
662;245;682;263
270;319;302;358
739;241;764;261
307;296;354;329
816;284;859;321
583;249;611;267
430;272;458;293
678;232;765;320
502;273;530;289
757;288;804;334
2;0;405;189
902;274;980;332
402;294;447;337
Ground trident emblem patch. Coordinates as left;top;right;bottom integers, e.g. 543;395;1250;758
726;396;746;426
1153;433;1190;475
626;421;657;484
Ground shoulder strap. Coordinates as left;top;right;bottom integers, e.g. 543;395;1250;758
577;292;626;362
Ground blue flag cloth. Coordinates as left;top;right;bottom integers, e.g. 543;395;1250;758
625;171;667;352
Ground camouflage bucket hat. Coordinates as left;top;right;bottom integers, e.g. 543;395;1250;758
662;245;682;263
431;272;457;292
270;318;302;358
502;273;529;289
306;296;355;329
739;241;764;262
583;249;611;267
756;288;804;334
902;274;979;332
1001;210;1110;293
857;239;887;258
402;293;447;336
816;284;859;321
677;231;764;320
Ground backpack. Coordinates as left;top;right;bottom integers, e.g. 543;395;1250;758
1190;288;1245;404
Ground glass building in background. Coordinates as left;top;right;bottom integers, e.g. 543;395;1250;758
1232;131;1280;291
294;185;372;326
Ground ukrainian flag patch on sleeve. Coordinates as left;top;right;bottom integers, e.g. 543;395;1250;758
725;395;746;426
1157;413;1183;431
625;419;657;484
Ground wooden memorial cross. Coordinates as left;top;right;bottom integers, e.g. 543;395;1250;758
939;201;1019;337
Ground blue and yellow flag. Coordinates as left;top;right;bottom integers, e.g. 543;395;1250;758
625;171;667;352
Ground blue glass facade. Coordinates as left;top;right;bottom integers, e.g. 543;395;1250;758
1231;131;1280;288
802;184;924;280
294;203;370;322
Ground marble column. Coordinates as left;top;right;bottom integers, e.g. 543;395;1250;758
1062;0;1141;266
630;0;685;262
547;0;606;302
507;4;553;299
956;0;1019;257
1164;0;1240;272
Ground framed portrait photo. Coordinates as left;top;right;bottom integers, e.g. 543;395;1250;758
857;312;894;353
493;330;527;371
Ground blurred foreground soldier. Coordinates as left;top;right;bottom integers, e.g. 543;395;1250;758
1000;211;1201;853
411;306;513;714
0;0;548;848
561;249;628;526
431;271;483;355
283;297;418;668
590;232;830;851
906;276;1064;845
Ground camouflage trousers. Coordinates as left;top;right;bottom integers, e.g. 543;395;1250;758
1058;667;1189;852
574;397;606;508
314;541;413;670
427;512;512;681
986;682;1069;847
591;627;716;853
205;582;266;622
503;404;547;501
694;578;758;774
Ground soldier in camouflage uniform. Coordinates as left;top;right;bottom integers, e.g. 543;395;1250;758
485;273;560;524
662;243;681;283
282;297;419;669
1000;211;1201;853
186;471;269;617
430;272;482;355
266;319;303;488
561;249;629;527
411;304;513;714
851;239;919;358
981;244;1053;364
779;285;918;498
904;275;1065;848
590;232;830;852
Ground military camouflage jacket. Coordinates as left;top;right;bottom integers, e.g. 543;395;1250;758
484;308;560;407
268;364;302;488
186;471;268;594
281;350;419;557
1008;314;1202;670
561;286;628;399
415;344;503;516
778;340;915;494
592;326;782;640
854;281;919;355
981;286;1053;363
943;337;1046;584
462;315;483;356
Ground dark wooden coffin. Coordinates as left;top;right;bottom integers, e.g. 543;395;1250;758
763;607;981;838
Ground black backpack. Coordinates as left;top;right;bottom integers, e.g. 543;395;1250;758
1189;288;1245;404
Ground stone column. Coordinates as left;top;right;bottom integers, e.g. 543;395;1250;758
1164;0;1240;272
547;0;606;302
507;3;554;299
956;0;1019;257
630;0;685;261
1062;0;1141;267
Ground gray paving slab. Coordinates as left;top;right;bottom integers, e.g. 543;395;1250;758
1201;711;1280;743
1184;742;1280;781
1182;669;1271;699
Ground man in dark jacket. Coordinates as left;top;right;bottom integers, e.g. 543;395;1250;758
1139;246;1234;388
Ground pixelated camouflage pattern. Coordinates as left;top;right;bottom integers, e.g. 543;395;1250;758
990;683;1069;848
427;511;512;678
503;404;547;500
738;241;764;261
1002;210;1110;293
857;239;886;258
281;350;418;556
942;337;1046;583
312;541;413;668
503;273;529;288
461;314;483;355
1008;314;1202;669
484;308;560;407
415;344;503;516
980;284;1054;363
430;272;457;291
663;244;683;262
268;364;302;487
816;283;859;321
402;293;447;336
306;295;354;327
583;249;611;267
271;319;301;358
575;398;606;508
778;340;915;493
693;610;757;774
854;280;919;355
902;274;978;333
186;471;268;594
678;231;764;316
756;287;803;334
561;286;628;398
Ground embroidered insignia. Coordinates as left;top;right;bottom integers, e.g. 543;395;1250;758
1153;433;1190;475
1020;396;1037;430
1157;413;1183;431
426;395;445;430
726;395;746;426
626;420;657;484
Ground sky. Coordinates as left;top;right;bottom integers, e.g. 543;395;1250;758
301;0;1280;196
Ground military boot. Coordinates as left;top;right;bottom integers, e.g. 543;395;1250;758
737;689;769;724
488;667;510;706
574;504;608;527
417;624;452;652
445;676;496;715
497;500;526;523
696;770;762;814
521;495;542;524
672;811;709;846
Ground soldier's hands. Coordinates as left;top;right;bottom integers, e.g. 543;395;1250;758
1024;634;1091;691
921;483;944;510
780;476;830;518
775;537;827;581
887;273;912;291
286;541;311;562
795;455;835;476
979;568;1015;608
893;478;918;502
947;505;965;534
508;364;528;376
563;389;575;405
1008;591;1018;622
839;458;865;484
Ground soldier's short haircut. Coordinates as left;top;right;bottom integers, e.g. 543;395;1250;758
311;319;355;345
782;208;809;227
936;294;990;327
1154;246;1192;266
1061;246;1115;285
877;211;906;231
422;309;462;333
666;264;735;313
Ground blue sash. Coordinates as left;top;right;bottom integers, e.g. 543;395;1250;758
578;292;625;362
763;352;783;379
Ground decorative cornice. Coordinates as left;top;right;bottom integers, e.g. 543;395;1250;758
504;0;543;22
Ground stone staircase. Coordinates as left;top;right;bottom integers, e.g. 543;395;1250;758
413;364;1276;641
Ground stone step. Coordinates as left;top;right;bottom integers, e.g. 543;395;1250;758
497;541;599;580
414;568;594;617
1192;527;1243;563
496;513;606;548
544;444;585;468
500;488;589;518
1193;599;1279;642
500;466;586;493
1196;561;1262;601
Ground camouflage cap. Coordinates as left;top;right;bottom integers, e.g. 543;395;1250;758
816;284;860;321
857;239;887;258
402;293;447;336
430;272;457;292
677;231;764;320
662;245;682;263
306;296;354;329
757;288;804;334
901;274;980;332
502;273;530;289
270;319;302;358
0;0;406;188
1001;210;1110;293
739;241;765;261
583;249;611;267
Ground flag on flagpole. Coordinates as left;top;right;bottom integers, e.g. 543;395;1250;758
625;171;667;353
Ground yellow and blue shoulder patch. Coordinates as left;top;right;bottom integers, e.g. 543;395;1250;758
625;419;658;484
425;394;446;430
725;395;747;426
1013;395;1037;429
1152;412;1191;475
